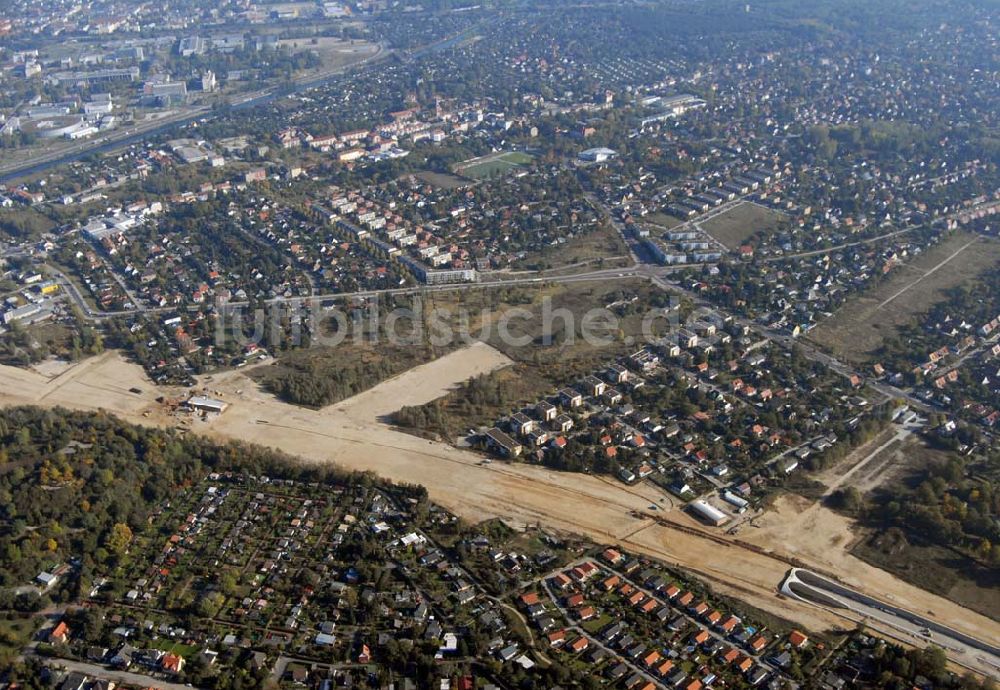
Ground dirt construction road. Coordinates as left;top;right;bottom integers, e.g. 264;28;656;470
1;346;998;667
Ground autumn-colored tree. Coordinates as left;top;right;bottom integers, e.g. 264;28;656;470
105;523;133;556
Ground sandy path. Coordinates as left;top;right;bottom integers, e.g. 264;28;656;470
0;348;997;651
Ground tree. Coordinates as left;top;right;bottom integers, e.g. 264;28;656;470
197;591;226;619
829;486;864;513
105;522;133;556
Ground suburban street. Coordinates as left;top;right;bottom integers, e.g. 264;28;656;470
33;654;194;690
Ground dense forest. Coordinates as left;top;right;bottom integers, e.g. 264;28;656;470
868;446;1000;568
251;341;449;408
832;443;1000;570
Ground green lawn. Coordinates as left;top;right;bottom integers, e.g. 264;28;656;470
503;152;534;165
151;639;200;657
581;613;613;634
645;212;684;230
456;151;535;179
698;202;787;250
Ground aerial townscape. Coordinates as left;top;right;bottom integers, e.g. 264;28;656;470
0;0;997;689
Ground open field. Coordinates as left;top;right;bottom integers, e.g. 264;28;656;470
808;232;1000;363
391;280;676;439
410;170;471;189
853;532;1000;623
276;36;380;70
249;341;454;408
812;424;916;499
454;151;534;179
820;431;933;497
698;202;787;250
1;348;1000;676
513;222;631;272
250;284;592;408
644;212;684;230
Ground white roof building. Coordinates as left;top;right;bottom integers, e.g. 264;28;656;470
579;147;618;163
186;396;229;414
690;500;729;526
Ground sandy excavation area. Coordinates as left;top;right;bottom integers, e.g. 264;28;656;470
742;495;993;629
1;346;998;654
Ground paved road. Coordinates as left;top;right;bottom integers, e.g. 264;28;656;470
51;235;932;430
536;557;782;687
650;272;935;414
781;569;1000;679
0;106;210;180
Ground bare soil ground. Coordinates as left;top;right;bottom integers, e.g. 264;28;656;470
698;202;787;250
249;341;453;408
0;349;998;652
391;280;676;439
747;426;1000;626
808;232;1000;362
744;487;1000;629
29;357;76;378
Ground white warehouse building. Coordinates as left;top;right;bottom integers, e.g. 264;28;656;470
690;499;729;526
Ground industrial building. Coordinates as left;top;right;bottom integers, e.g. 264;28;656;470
186;396;229;415
178;36;206;57
145;81;188;106
3;302;54;325
722;491;749;513
689;500;729;526
50;67;140;85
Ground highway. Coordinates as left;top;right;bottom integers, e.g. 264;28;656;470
18;190;997;680
781;568;1000;678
